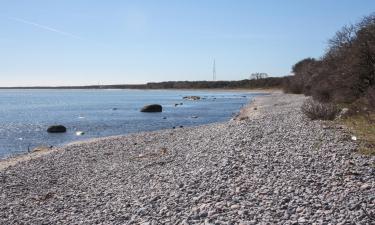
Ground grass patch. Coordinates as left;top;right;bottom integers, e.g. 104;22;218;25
341;113;375;156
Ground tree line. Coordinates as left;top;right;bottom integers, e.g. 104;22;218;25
283;13;375;112
0;77;284;90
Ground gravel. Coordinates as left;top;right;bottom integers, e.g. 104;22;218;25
0;93;374;224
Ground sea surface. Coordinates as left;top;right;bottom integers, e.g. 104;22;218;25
0;89;265;158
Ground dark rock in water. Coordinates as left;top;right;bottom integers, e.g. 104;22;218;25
47;125;67;133
162;117;167;119
179;125;184;128
191;116;198;119
112;108;118;110
140;104;162;112
172;126;176;129
174;103;179;107
183;96;201;101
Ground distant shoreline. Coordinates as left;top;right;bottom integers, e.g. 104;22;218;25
0;77;286;90
0;87;281;93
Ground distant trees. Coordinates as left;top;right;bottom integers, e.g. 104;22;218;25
250;72;269;80
145;77;284;89
284;12;375;111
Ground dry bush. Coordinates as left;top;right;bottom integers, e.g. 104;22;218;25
301;98;340;120
284;13;375;112
283;76;304;94
365;87;375;110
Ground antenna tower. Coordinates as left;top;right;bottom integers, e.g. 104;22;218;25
213;59;216;81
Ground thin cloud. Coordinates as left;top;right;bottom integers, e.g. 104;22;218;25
8;17;83;40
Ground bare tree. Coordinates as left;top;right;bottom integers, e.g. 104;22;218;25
250;72;268;80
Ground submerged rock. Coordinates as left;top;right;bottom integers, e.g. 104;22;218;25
183;96;201;101
140;104;162;112
47;125;67;133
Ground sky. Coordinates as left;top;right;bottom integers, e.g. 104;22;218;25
0;1;374;86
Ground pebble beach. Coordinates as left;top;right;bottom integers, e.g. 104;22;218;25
0;93;374;224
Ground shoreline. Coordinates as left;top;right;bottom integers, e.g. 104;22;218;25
0;89;268;171
1;93;373;224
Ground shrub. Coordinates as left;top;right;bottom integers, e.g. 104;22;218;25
283;12;375;112
283;76;304;94
365;87;375;110
301;98;340;120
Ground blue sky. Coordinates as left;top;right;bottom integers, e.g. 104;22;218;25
0;1;374;86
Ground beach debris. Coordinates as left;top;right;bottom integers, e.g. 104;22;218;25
160;147;168;155
132;148;168;161
351;136;357;141
75;131;85;136
31;192;55;202
18;138;23;140
47;125;67;133
32;146;52;153
239;116;249;121
140;104;162;112
78;115;85;119
337;107;349;119
183;96;201;101
254;107;258;110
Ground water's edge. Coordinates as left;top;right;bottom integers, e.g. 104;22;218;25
0;89;271;161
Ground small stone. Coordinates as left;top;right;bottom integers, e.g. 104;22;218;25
207;210;216;217
360;183;370;190
230;204;240;209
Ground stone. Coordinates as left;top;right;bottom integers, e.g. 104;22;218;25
140;104;162;112
75;131;85;136
47;125;67;133
183;96;201;100
360;183;370;190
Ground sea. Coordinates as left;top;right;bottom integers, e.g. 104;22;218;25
0;89;266;158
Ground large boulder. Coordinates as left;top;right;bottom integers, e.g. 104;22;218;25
140;104;162;112
47;125;67;133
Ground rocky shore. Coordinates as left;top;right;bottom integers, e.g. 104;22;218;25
0;93;374;224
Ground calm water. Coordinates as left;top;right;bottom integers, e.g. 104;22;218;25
0;89;265;158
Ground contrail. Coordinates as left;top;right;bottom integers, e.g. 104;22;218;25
8;16;83;40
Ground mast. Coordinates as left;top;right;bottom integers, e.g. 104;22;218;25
213;59;216;81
